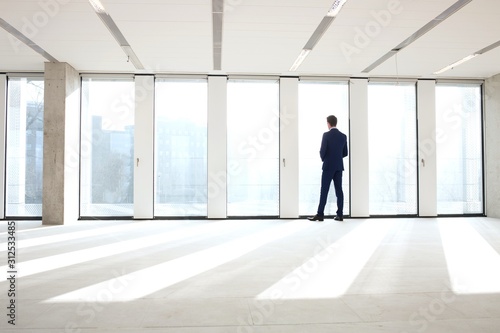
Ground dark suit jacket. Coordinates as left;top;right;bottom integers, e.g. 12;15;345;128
319;128;348;171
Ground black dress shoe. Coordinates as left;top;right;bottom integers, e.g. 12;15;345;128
307;215;324;222
334;216;343;221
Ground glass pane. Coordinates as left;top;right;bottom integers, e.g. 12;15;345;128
155;79;207;216
80;78;135;216
227;80;279;216
368;83;417;215
436;84;483;214
6;78;44;216
298;81;349;216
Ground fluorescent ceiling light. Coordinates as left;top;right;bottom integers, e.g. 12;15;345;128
288;0;348;71
0;18;58;62
122;45;144;70
304;16;334;50
362;0;472;73
326;0;349;17
433;54;478;74
475;39;500;55
288;0;347;72
212;0;224;70
88;0;144;69
433;38;500;74
88;0;106;14
289;49;311;72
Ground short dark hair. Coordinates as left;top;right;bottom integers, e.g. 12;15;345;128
327;115;337;127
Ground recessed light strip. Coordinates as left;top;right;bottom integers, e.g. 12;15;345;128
303;16;335;50
433;54;477;74
212;0;224;70
433;38;500;74
362;0;472;73
289;49;311;72
289;0;349;72
0;17;58;62
88;0;144;69
326;0;349;18
476;39;500;55
362;50;398;73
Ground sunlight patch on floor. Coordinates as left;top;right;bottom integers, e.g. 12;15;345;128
439;219;500;294
0;221;230;277
257;219;396;299
44;221;310;302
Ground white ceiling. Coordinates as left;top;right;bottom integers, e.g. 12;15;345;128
1;0;499;79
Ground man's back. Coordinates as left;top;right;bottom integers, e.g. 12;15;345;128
320;128;348;171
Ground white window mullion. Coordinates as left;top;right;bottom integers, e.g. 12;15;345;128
207;76;227;218
349;79;369;217
279;77;299;218
134;75;154;219
417;80;437;216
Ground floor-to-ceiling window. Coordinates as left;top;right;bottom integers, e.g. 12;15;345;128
368;82;417;215
227;79;280;216
436;84;483;214
154;79;208;216
80;77;135;217
5;77;44;217
298;81;349;216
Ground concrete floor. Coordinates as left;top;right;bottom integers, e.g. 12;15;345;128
1;217;500;332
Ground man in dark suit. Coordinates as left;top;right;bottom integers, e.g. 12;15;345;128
308;115;348;222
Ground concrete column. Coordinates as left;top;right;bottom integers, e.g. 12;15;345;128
43;62;80;225
484;74;500;218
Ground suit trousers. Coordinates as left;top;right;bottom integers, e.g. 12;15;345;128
317;169;344;217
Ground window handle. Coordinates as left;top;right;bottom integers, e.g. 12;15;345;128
283;158;286;167
421;158;425;167
137;158;140;167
